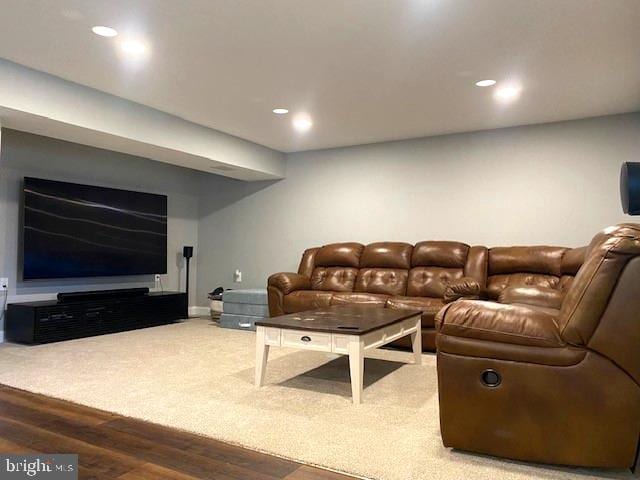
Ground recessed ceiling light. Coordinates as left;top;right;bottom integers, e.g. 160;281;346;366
292;115;313;132
92;25;118;37
272;108;289;115
494;85;521;102
120;39;147;56
475;79;496;87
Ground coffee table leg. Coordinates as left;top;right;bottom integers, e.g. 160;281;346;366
411;316;422;365
348;337;364;404
255;326;270;387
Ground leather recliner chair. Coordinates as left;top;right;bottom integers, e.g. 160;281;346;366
435;223;640;469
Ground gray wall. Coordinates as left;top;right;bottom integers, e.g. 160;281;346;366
0;129;200;332
196;113;640;303
2;113;639;315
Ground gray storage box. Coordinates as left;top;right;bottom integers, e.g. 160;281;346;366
219;313;260;331
222;289;268;305
219;289;268;332
223;302;269;317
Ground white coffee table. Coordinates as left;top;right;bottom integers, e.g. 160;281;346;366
254;305;422;404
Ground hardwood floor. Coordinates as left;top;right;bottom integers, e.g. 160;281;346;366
0;384;355;480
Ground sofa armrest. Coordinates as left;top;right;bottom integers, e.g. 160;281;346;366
498;286;564;310
267;272;311;295
443;277;482;304
435;300;564;348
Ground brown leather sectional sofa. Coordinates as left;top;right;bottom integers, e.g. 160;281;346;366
268;223;640;471
268;240;585;351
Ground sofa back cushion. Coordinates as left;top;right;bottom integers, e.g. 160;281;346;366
311;267;358;292
407;241;469;297
408;267;464;297
314;242;364;267
360;242;413;269
487;273;560;300
412;241;469;268
486;246;567;299
355;268;408;296
307;243;364;292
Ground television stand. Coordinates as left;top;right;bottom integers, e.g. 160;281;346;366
5;291;187;344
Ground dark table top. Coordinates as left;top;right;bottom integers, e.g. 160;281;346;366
255;305;422;335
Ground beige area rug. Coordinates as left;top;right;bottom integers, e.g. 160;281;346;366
0;319;632;480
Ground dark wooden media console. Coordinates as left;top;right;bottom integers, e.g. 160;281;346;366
5;291;187;344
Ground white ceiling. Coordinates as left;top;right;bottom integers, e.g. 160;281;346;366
0;0;639;153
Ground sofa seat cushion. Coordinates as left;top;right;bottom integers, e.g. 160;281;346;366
283;290;333;313
330;292;389;307
436;335;585;366
498;286;564;310
507;304;560;317
386;296;444;328
434;299;583;366
436;300;564;348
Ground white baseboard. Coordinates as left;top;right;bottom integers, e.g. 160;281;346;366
189;306;211;317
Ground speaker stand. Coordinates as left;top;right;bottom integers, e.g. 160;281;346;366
185;256;191;315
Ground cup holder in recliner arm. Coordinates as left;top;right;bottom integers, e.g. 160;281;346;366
480;369;502;388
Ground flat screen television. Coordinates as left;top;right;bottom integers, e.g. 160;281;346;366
22;177;168;280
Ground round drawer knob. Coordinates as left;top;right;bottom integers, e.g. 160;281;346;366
480;369;502;387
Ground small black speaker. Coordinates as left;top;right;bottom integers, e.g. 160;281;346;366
183;246;194;259
621;162;640;215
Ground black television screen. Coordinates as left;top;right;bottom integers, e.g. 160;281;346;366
22;177;168;280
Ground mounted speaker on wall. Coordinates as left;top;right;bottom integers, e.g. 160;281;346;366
620;162;640;215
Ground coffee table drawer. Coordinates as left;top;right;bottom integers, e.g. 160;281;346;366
281;330;332;352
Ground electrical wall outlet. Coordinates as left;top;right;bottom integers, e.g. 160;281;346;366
0;278;8;291
234;269;242;283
